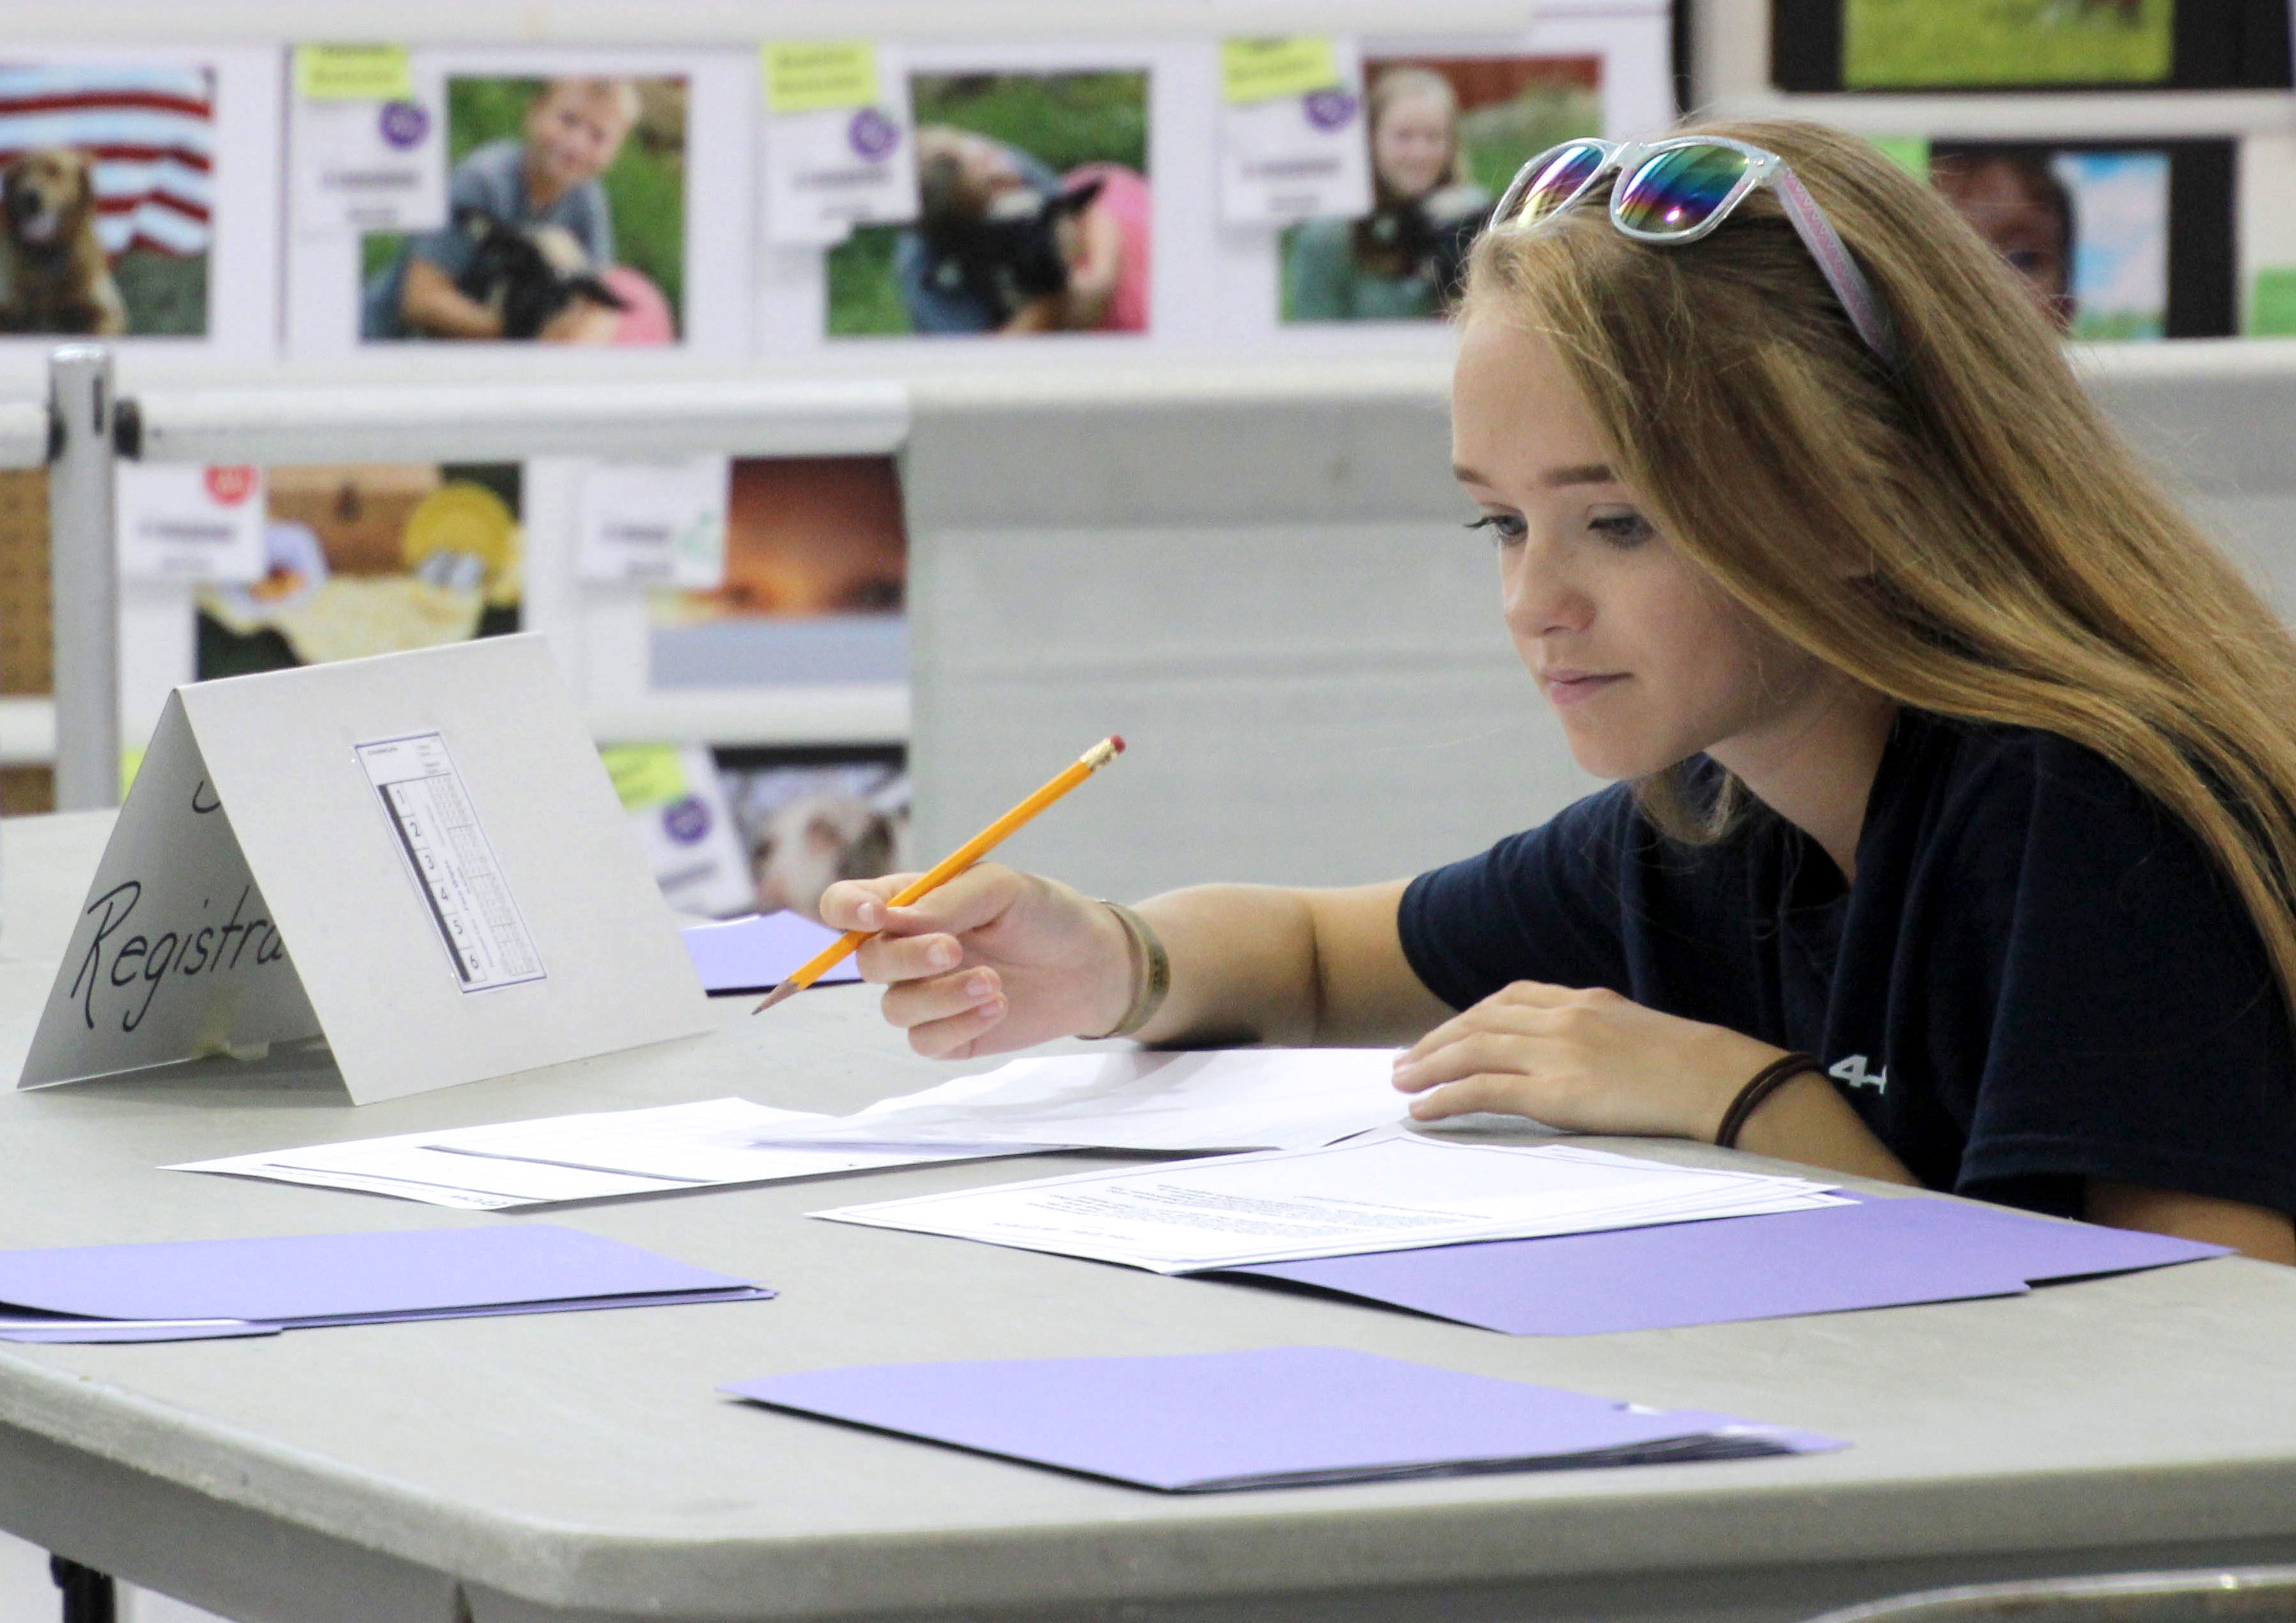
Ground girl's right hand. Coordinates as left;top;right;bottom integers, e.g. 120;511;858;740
817;865;1137;1059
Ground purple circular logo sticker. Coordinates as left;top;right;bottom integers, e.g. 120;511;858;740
378;101;430;150
847;107;899;161
1302;89;1358;132
662;795;712;845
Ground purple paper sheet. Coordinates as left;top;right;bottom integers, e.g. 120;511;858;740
1219;1197;2230;1336
726;1345;1841;1493
0;1285;773;1344
0;1223;760;1324
681;912;863;995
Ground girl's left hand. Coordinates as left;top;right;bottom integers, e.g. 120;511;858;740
1391;981;1785;1142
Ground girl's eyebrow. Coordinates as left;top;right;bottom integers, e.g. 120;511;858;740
1449;463;1618;488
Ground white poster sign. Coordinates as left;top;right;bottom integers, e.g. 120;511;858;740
604;745;754;919
575;456;730;587
760;41;920;245
20;637;712;1105
288;47;448;237
1219;38;1372;228
114;462;268;584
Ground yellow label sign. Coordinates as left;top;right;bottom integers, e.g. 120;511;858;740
762;41;880;114
599;745;689;812
1221;38;1341;104
295;44;415;102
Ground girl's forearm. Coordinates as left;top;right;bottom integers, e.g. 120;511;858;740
1128;885;1324;1048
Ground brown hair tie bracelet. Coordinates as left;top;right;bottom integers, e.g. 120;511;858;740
1714;1052;1825;1149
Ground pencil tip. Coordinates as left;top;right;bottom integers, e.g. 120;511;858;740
752;980;799;1016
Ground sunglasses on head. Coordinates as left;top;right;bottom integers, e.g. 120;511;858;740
1492;136;1896;365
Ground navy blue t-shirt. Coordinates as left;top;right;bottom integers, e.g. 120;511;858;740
1398;709;2296;1218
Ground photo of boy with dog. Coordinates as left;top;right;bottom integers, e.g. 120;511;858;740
1280;55;1599;325
0;63;215;337
360;75;685;344
827;70;1150;337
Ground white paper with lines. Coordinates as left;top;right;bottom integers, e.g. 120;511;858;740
355;731;545;993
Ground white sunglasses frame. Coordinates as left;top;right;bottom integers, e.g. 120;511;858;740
1492;136;1897;364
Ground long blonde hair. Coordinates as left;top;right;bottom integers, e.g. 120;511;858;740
1466;117;2296;1021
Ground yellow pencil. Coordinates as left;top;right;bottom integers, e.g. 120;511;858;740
753;736;1126;1014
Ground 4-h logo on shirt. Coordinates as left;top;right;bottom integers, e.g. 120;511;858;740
1829;1054;1888;1094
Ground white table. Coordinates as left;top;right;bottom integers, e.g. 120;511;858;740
1;811;2294;1623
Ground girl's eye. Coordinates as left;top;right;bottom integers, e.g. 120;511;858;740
1588;511;1655;547
1465;514;1526;544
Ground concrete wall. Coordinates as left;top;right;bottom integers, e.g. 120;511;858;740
905;342;2296;903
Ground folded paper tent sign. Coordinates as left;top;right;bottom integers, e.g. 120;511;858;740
19;637;712;1105
726;1346;1844;1493
0;1223;768;1343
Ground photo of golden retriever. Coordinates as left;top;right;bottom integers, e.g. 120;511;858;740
0;148;127;336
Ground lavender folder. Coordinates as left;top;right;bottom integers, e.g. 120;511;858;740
681;913;863;996
1217;1197;2229;1337
0;1223;771;1343
725;1344;1843;1493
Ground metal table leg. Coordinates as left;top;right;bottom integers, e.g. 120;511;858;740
50;1556;114;1623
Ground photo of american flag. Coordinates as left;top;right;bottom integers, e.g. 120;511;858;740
0;63;214;258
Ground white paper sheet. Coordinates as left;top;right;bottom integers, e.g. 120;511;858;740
575;457;731;587
814;1137;1845;1274
1218;44;1373;227
288;74;448;237
114;463;268;584
778;1048;1417;1153
171;1098;1019;1211
760;44;919;245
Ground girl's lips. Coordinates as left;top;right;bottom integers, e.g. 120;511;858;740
1542;672;1627;707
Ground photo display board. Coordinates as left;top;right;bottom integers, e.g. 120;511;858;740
751;12;1675;364
1774;0;2292;93
1903;136;2237;339
0;45;281;375
285;45;752;358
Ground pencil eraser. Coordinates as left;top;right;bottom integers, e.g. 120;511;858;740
1111;734;1126;754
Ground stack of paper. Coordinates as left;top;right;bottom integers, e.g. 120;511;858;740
726;1346;1843;1492
813;1136;1843;1273
781;1048;1414;1153
170;1098;1017;1211
681;913;861;996
0;1223;768;1344
1221;1196;2231;1335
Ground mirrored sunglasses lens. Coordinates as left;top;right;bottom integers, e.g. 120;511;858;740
1511;143;1607;226
1614;145;1752;236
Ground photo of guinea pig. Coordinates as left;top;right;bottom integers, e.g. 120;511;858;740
749;790;907;925
0;147;126;336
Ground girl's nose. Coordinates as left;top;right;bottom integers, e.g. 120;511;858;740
1501;543;1593;638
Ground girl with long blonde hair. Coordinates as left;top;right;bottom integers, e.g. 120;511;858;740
830;117;2296;1261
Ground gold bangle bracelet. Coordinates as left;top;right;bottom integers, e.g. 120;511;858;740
1089;901;1171;1040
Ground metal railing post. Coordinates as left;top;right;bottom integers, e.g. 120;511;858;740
45;346;120;811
